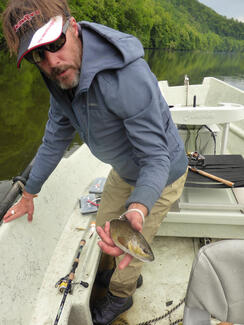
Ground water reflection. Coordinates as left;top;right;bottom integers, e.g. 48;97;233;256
0;49;244;181
145;50;244;87
219;76;244;90
0;51;50;179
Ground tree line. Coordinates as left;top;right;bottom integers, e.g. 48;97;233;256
1;0;244;52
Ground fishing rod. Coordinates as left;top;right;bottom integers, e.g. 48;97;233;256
54;239;89;325
188;165;234;187
0;158;35;221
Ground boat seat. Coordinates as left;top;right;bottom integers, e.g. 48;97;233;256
183;239;244;325
157;100;244;239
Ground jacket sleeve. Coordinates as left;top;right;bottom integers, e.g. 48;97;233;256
25;97;76;194
100;59;177;212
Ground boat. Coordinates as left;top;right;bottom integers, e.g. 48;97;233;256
1;77;244;325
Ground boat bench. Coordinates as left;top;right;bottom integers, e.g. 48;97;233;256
159;154;244;239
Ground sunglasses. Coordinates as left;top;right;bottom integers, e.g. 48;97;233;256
25;18;70;64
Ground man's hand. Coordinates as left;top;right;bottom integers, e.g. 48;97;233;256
96;203;148;269
96;221;134;269
126;202;148;232
3;191;37;223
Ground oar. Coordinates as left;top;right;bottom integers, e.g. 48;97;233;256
0;158;35;221
188;166;234;187
54;239;89;325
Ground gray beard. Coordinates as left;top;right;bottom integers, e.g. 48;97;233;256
39;65;81;90
57;71;80;90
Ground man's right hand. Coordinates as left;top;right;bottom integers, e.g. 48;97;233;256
3;191;37;223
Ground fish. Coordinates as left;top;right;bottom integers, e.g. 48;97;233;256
110;218;154;262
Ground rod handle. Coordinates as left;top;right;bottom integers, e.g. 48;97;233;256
189;166;234;187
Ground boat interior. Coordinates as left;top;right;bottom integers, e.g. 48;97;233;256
1;77;244;325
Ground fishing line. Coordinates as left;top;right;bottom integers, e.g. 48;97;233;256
195;125;216;154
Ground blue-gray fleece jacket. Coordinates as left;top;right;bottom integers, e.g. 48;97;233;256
25;21;188;212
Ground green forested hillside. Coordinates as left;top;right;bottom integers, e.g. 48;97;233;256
1;0;244;52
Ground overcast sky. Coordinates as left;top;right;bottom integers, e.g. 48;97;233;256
198;0;244;22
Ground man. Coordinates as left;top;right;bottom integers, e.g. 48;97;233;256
2;0;188;324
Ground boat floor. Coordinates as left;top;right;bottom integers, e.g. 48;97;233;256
92;236;223;325
29;194;226;325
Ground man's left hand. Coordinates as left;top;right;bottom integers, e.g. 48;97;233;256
96;221;133;269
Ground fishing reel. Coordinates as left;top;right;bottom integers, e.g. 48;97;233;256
55;275;89;294
187;151;205;166
55;276;72;294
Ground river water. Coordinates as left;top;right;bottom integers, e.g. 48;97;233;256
0;49;244;185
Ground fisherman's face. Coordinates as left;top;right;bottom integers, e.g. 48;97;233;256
37;17;82;90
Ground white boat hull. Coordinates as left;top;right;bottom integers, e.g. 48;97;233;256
0;145;110;325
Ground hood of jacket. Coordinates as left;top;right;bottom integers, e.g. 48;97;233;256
40;21;145;98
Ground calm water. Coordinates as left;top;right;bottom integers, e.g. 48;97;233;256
1;49;244;185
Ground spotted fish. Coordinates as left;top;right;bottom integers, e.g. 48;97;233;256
110;218;154;262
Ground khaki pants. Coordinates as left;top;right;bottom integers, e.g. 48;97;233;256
96;168;188;297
